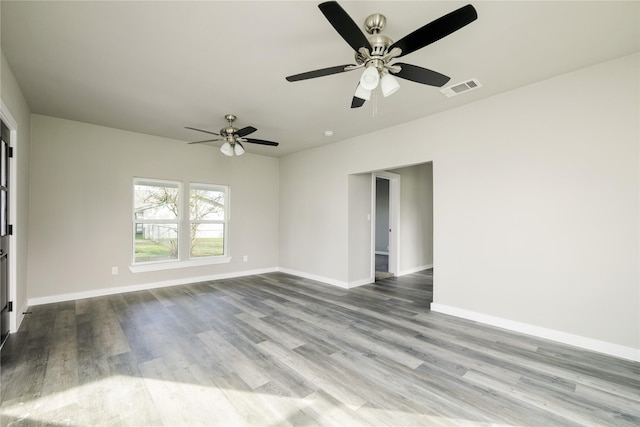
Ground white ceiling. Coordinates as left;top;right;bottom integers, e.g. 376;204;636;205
2;1;638;157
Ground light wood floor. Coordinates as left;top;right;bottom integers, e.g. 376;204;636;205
1;270;639;426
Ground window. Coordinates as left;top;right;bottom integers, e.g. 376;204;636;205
133;179;181;264
132;178;229;268
189;183;228;258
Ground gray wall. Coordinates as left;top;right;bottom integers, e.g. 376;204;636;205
27;115;279;299
389;162;433;274
279;54;639;352
347;173;371;285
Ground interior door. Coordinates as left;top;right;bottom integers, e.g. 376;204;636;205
0;120;12;345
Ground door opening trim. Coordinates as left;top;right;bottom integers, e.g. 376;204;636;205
1;100;19;336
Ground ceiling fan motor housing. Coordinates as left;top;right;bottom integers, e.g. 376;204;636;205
221;114;238;142
355;13;394;68
369;34;393;56
220;126;237;138
366;14;393;55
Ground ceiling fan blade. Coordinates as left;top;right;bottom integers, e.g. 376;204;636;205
389;4;477;58
318;1;371;53
188;138;223;144
286;64;356;82
351;82;369;108
185;126;220;136
236;126;257;137
392;63;450;87
351;97;366;108
243;138;279;147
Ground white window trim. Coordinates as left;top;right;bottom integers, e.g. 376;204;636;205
128;256;232;273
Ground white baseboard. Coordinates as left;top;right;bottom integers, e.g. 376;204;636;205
278;268;374;289
399;264;433;276
277;268;363;289
28;266;366;308
25;262;429;308
430;303;640;362
348;278;374;288
28;267;279;306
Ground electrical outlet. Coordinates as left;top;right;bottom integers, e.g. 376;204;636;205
243;255;248;262
111;266;118;275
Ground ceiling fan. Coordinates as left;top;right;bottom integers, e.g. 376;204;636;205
186;114;279;156
286;1;477;108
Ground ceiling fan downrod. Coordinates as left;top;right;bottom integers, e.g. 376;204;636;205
220;114;238;143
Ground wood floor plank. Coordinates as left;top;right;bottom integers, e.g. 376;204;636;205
198;328;270;390
258;339;369;410
2;269;639;426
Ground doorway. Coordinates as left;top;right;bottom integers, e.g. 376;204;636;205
373;172;400;280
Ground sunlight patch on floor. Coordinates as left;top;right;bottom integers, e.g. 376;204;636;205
1;374;519;426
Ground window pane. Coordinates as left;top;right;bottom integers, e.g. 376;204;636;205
134;183;179;220
190;223;224;257
190;188;225;221
135;223;178;263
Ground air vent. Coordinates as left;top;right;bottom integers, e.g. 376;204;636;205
440;78;482;97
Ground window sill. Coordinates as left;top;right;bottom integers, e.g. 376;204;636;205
129;256;232;273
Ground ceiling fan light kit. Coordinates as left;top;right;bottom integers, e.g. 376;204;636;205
285;1;478;108
359;64;380;90
233;142;245;156
186;114;279;156
380;72;400;97
220;141;233;156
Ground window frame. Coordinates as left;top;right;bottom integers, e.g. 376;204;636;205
188;182;230;260
132;178;182;265
130;178;231;273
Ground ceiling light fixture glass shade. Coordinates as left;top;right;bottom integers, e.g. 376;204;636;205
359;65;380;90
354;83;372;101
220;141;233;156
234;142;245;156
380;73;400;97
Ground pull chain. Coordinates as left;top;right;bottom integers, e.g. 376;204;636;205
371;88;378;117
